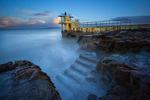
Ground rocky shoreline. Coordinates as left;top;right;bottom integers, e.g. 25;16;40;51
78;29;150;52
78;29;150;100
0;60;60;100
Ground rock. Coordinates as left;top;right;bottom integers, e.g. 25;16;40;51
98;30;150;52
78;34;101;50
0;60;60;100
87;94;98;100
97;57;150;100
0;61;14;73
78;29;150;52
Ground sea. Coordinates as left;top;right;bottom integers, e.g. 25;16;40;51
0;29;80;78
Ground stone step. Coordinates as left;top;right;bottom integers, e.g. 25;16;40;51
75;59;95;70
79;54;98;64
69;64;89;76
54;54;102;100
78;57;97;66
63;68;84;84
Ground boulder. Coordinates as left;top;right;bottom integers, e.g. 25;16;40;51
0;60;60;100
87;94;98;100
97;57;150;100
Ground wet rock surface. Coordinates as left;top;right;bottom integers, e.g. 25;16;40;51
78;35;101;50
97;56;150;100
0;60;60;100
62;31;95;37
78;29;150;52
77;29;150;100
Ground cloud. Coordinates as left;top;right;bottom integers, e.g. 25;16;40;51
18;9;53;23
112;16;150;24
18;9;52;16
33;11;51;16
0;9;58;28
0;16;49;28
0;17;22;28
27;18;47;25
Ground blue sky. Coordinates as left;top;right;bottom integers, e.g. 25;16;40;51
0;0;150;28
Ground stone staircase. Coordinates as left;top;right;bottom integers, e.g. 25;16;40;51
54;53;106;100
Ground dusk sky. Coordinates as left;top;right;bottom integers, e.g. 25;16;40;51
0;0;150;28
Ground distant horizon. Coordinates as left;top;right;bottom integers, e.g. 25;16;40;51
0;26;60;30
1;15;150;30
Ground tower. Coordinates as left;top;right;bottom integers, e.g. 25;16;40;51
58;12;73;32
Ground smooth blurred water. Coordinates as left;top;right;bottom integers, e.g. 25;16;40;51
3;29;149;100
0;29;109;100
0;29;80;78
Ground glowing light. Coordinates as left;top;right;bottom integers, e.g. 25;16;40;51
53;17;61;24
